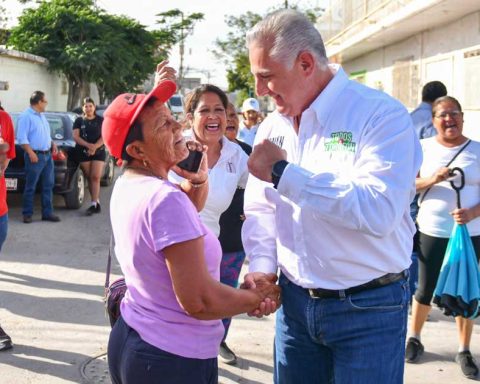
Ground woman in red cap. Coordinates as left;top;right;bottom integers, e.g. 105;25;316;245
102;63;280;384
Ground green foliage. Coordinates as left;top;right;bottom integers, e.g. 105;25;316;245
0;0;8;44
7;0;167;108
214;4;324;99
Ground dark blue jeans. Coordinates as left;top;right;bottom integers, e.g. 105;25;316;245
108;316;218;384
274;273;409;384
0;213;7;251
22;153;54;217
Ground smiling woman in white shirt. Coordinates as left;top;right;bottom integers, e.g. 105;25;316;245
179;85;249;364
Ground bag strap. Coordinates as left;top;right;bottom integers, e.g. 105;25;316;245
419;139;471;205
105;234;115;290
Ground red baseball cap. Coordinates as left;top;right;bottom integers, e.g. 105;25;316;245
102;80;177;159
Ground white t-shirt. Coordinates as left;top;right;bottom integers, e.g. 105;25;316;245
238;122;259;147
417;137;480;237
170;136;249;236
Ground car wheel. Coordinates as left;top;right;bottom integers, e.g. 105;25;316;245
64;168;85;209
101;155;115;187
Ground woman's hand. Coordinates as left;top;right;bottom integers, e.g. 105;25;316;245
451;207;476;224
154;60;177;87
431;166;451;185
172;142;208;185
241;273;281;317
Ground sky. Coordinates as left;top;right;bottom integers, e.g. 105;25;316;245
2;0;326;88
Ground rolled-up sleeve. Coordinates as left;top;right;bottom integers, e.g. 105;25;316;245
16;114;30;145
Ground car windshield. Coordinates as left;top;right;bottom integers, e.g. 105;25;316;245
169;96;183;107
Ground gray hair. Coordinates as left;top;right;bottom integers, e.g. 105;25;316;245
246;9;328;69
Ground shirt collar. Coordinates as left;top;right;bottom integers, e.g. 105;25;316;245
307;64;349;127
28;107;42;116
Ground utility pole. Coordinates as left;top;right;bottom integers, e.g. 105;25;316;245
178;11;185;89
284;0;289;8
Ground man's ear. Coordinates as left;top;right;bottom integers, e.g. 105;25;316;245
125;141;145;160
297;51;315;76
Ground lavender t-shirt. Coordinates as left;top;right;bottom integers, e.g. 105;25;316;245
110;175;224;359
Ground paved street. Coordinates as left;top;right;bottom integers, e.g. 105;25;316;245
0;173;479;383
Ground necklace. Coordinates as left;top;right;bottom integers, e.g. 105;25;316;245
123;165;163;180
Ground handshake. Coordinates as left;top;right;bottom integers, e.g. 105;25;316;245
241;272;282;317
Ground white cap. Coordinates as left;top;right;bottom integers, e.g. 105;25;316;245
242;98;260;113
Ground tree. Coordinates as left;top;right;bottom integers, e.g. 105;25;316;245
155;9;204;89
0;0;8;44
214;4;324;100
93;13;158;103
7;0;165;109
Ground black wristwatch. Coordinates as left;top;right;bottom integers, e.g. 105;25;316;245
271;160;289;189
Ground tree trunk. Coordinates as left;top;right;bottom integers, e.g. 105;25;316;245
67;77;82;111
97;83;106;105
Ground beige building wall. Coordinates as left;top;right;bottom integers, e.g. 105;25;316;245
338;12;480;140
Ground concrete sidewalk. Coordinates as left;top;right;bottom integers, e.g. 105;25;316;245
0;192;479;383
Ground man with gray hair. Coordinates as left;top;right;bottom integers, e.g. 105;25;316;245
241;9;422;383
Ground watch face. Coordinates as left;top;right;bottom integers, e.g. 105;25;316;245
273;160;288;177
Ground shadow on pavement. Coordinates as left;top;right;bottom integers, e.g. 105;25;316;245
0;290;106;326
0;270;101;296
0;344;89;383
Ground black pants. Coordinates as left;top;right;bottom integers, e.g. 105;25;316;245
108;316;218;384
415;232;480;305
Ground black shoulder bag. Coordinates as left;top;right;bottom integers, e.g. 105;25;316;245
104;235;126;328
418;139;471;205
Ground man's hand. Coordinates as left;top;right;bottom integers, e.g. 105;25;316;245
248;139;287;182
241;272;280;317
28;152;39;164
51;142;58;156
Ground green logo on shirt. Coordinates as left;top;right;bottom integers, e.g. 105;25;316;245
324;132;356;152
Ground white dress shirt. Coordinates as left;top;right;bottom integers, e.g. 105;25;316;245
242;65;422;290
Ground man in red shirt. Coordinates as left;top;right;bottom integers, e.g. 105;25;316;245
0;101;16;351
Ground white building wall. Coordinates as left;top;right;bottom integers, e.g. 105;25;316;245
0;50;68;112
340;12;480;140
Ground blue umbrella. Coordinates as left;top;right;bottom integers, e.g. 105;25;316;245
433;167;480;319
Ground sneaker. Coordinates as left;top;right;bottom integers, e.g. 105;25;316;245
219;341;237;365
456;351;479;379
41;214;60;222
86;204;96;216
95;203;101;214
405;337;424;363
23;215;32;224
0;326;13;351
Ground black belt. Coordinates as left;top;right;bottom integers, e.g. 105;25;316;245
308;270;408;299
33;150;51;155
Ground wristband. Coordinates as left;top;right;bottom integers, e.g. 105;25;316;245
188;179;208;188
